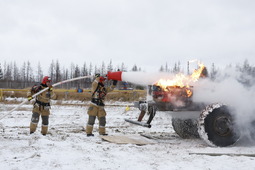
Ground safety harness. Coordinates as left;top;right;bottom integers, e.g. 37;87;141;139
31;84;51;110
91;82;106;106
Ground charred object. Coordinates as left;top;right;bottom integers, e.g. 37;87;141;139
107;66;247;147
126;85;241;147
124;66;242;147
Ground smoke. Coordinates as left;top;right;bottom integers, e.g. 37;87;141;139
192;67;255;144
121;69;255;144
121;71;177;102
122;67;255;143
122;72;175;86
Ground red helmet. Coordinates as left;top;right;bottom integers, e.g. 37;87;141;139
99;76;106;83
42;76;51;84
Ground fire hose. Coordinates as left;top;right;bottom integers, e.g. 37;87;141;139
0;71;124;121
0;75;93;120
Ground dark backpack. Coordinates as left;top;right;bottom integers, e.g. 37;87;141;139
31;83;42;95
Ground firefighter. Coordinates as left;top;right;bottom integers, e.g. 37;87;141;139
27;76;57;135
86;74;117;136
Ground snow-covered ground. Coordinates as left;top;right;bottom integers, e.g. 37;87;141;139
0;99;255;170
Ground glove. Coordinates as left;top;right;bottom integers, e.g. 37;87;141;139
48;84;53;91
28;96;33;101
113;80;118;86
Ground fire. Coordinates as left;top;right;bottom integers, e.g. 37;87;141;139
155;62;206;97
186;89;192;97
156;73;189;89
191;63;205;81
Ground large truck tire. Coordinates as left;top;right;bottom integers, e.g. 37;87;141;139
198;103;240;147
172;118;200;139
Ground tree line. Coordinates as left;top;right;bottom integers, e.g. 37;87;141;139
0;59;255;89
0;60;142;89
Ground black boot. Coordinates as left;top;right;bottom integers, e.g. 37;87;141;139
87;134;94;137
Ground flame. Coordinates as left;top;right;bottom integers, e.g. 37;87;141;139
186;89;193;97
156;73;189;89
191;63;205;81
155;62;205;97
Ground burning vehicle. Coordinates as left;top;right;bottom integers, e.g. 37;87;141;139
107;64;248;147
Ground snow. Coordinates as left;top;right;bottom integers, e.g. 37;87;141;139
0;99;255;170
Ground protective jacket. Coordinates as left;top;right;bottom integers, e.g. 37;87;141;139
87;77;115;117
86;77;116;135
27;84;57;116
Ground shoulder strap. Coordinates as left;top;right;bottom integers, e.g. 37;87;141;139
31;84;42;94
92;84;100;97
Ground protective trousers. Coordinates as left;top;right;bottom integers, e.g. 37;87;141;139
86;116;106;135
30;112;49;135
86;104;107;135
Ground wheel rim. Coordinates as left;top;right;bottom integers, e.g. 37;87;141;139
213;116;232;136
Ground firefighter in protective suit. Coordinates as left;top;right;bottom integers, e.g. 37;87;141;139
86;74;117;136
27;76;57;135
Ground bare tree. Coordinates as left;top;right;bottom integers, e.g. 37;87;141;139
61;67;69;88
48;60;55;81
101;61;106;75
74;65;80;77
107;59;113;72
73;64;81;88
26;61;34;84
132;64;138;71
13;62;20;81
55;60;61;82
81;62;88;76
210;63;217;81
172;62;180;73
165;62;169;72
88;63;93;76
159;65;164;72
120;62;127;71
94;65;99;75
5;62;12;81
36;62;43;82
21;62;26;87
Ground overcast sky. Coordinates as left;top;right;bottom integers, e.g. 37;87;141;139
1;0;255;73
